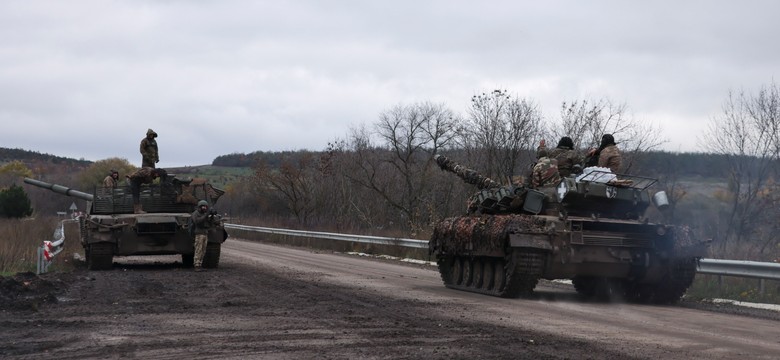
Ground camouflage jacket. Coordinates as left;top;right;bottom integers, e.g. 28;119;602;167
531;157;561;188
128;167;156;185
548;147;583;177
598;145;622;173
140;137;159;164
103;175;117;188
191;209;215;235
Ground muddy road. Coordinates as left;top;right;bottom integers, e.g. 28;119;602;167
2;239;779;359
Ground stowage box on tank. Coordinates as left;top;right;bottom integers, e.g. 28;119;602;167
24;175;228;270
429;155;708;303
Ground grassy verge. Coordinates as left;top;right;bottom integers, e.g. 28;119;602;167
0;217;82;275
686;274;780;305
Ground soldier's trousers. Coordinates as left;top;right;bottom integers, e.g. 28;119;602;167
194;234;208;267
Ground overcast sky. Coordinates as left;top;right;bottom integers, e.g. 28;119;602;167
1;1;778;167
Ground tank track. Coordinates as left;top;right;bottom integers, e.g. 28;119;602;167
87;242;114;270
436;249;544;298
574;257;699;304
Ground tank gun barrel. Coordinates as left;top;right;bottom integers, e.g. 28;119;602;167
434;154;500;190
23;177;94;202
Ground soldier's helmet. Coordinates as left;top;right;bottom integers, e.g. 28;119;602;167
146;128;158;138
197;200;208;207
110;169;118;176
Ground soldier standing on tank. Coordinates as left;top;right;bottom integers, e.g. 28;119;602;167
548;136;583;177
140;129;159;168
191;200;216;271
103;169;119;188
127;167;165;214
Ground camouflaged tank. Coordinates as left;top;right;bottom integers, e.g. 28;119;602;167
24;175;228;270
429;155;707;303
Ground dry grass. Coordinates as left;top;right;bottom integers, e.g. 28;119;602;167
0;217;82;275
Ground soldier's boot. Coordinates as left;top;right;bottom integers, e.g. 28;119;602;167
134;204;146;214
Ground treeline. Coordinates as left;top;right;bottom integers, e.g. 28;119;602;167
215;149;737;180
0;147;92;167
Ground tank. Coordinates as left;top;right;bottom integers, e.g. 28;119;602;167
429;155;708;303
24;175;229;270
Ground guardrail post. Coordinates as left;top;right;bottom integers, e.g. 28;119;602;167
759;279;765;295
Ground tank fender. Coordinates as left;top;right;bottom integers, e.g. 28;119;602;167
509;233;552;251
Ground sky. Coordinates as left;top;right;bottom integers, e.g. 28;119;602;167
1;1;778;167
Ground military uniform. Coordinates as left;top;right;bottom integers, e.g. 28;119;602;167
548;147;583;177
191;205;215;269
140;129;159;168
598;144;622;173
103;174;117;188
531;157;561;188
127;167;162;213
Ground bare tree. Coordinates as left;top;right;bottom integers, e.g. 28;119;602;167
550;99;666;173
253;153;319;225
700;83;780;258
461;89;543;180
341;102;459;232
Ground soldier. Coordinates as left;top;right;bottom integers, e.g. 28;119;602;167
102;169;119;188
126;167;165;214
585;134;622;173
548;136;583;177
140;129;159;168
531;148;562;188
190;200;217;271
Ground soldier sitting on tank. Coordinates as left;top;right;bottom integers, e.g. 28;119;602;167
547;136;583;177
531;148;562;189
127;167;166;214
585;134;622;173
103;169;119;189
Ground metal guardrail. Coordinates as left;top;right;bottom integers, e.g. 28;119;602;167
225;223;780;284
698;259;780;281
37;219;77;274
224;224;429;249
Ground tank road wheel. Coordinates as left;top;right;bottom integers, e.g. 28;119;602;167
481;260;494;291
436;256;455;285
202;243;222;268
471;259;484;289
87;242;114;270
492;259;506;293
181;253;194;268
450;257;464;286
573;276;598;298
461;258;473;287
649;257;698;304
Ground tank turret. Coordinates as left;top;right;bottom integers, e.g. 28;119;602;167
23;178;94;202
429;156;706;303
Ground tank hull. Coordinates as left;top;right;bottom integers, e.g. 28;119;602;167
429;214;702;303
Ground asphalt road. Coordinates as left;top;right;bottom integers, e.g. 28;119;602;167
1;238;779;359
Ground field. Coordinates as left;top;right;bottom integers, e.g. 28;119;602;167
0;217;81;276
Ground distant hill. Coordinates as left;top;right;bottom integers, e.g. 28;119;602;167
0;147;92;167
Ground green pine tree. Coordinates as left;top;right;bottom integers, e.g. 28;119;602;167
0;184;34;218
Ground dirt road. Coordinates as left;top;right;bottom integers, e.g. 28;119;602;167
2;239;779;359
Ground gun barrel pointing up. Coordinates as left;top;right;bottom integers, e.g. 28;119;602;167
434;154;501;190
